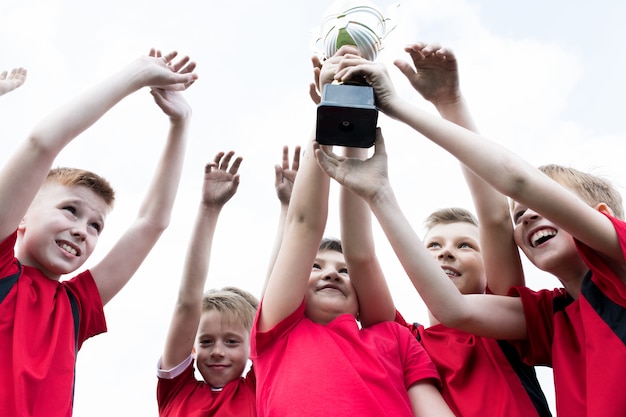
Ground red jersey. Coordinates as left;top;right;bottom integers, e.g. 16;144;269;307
413;323;551;417
510;215;626;417
157;359;256;417
0;231;107;417
251;300;440;417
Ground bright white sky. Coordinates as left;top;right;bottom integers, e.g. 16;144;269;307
2;0;626;415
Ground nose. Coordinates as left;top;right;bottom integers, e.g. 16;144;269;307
71;223;87;241
437;247;455;261
211;344;225;358
519;209;541;225
321;269;341;282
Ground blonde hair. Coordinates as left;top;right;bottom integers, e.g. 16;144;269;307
202;287;259;331
536;164;623;220
424;207;478;235
46;167;115;209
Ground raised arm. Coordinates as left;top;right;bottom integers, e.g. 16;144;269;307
258;47;362;332
335;57;622;269
92;58;196;304
264;145;301;289
161;152;242;370
0;67;27;96
340;145;395;326
258;133;330;331
396;42;524;294
314;134;528;340
0;50;197;243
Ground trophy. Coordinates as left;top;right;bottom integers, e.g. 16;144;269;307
314;0;395;148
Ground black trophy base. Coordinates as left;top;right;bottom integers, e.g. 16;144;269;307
316;83;378;148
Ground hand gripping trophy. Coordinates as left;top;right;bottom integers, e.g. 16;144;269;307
315;0;396;147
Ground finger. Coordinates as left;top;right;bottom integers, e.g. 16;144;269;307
162;51;178;64
313;146;339;177
179;61;197;74
309;82;321;105
220;151;235;171
204;161;217;175
229;156;243;175
291;145;301;170
212;151;226;167
373;128;387;156
334;44;361;57
281;145;290;170
393;59;417;80
274;164;283;185
171;55;190;73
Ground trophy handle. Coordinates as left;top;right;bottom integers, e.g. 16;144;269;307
311;2;401;61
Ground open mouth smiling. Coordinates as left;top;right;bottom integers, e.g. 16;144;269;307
57;241;80;256
529;228;557;248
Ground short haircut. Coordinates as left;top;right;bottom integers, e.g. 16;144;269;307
538;164;624;220
202;287;259;331
423;207;478;235
45;167;115;209
319;237;343;253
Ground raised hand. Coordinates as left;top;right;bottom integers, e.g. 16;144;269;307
314;128;389;202
394;42;461;105
334;56;398;113
150;88;192;120
202;151;242;208
308;54;323;105
274;145;301;205
130;49;197;91
0;67;27;96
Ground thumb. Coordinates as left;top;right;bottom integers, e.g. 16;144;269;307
393;59;416;81
373;129;387;156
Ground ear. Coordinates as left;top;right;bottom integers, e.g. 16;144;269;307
18;215;27;232
594;202;614;217
191;345;197;359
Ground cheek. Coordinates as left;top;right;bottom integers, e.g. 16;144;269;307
513;228;524;247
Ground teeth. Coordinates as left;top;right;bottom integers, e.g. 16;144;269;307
531;229;557;247
441;267;459;277
60;243;77;256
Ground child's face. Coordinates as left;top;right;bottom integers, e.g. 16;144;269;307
195;310;250;389
511;202;583;274
305;249;359;324
18;183;107;279
424;222;486;295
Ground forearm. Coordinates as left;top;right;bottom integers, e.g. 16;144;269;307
387;98;538;202
178;203;222;303
260;133;329;331
136;117;189;231
433;96;526;291
162;203;221;368
263;203;289;293
340;149;395;325
29;64;144;156
369;183;468;325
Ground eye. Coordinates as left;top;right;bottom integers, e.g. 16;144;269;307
63;206;77;215
339;268;348;274
225;339;241;346
312;262;321;270
458;242;475;249
513;209;526;225
198;338;214;347
90;222;102;233
426;241;441;249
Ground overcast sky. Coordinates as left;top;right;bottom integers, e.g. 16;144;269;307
2;0;626;415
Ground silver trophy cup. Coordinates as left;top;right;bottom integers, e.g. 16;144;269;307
315;0;395;147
